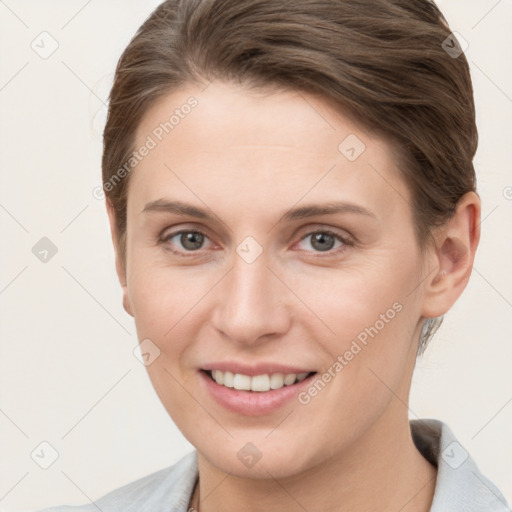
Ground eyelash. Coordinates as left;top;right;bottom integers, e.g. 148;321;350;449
158;228;353;258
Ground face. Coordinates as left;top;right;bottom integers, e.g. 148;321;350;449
119;80;431;479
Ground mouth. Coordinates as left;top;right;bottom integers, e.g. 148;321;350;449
201;369;318;392
199;367;319;415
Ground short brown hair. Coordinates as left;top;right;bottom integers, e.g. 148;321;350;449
102;0;478;353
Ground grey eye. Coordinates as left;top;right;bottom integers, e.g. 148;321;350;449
169;231;206;251
309;232;336;252
297;230;348;253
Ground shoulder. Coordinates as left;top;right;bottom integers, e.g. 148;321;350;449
410;418;510;512
35;450;198;512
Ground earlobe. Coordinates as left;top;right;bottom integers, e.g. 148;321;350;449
421;191;481;318
122;289;134;317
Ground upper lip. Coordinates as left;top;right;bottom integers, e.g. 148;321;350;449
201;362;316;376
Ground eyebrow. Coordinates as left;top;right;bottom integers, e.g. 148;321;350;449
141;199;377;222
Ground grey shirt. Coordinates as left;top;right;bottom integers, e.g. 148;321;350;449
39;418;510;511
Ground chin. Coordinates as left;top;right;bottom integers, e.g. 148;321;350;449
194;431;321;480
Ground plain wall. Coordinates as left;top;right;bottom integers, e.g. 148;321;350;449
0;0;511;509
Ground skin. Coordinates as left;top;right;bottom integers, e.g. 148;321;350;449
106;80;480;512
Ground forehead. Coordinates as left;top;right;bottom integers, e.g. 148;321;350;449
129;80;412;222
136;80;374;158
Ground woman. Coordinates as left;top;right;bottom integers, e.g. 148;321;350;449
40;0;510;510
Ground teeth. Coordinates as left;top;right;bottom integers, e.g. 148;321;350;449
212;370;223;385
283;373;297;386
251;374;270;392
233;373;251;390
270;373;285;389
209;370;312;392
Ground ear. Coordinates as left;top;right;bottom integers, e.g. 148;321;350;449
105;199;134;317
421;191;481;318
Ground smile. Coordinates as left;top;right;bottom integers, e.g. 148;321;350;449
200;368;318;415
207;369;314;392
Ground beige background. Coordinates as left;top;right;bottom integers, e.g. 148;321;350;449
0;0;511;509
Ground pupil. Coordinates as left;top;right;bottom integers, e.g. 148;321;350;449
312;232;334;252
182;232;204;250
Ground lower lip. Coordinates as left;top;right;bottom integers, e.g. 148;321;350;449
199;370;317;416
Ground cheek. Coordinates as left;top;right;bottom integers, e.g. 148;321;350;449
289;254;420;390
127;251;203;335
292;258;416;339
127;262;202;420
293;277;415;451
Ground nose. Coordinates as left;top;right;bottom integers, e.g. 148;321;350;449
211;249;291;347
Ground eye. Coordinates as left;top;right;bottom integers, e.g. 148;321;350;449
160;230;212;254
296;229;352;254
